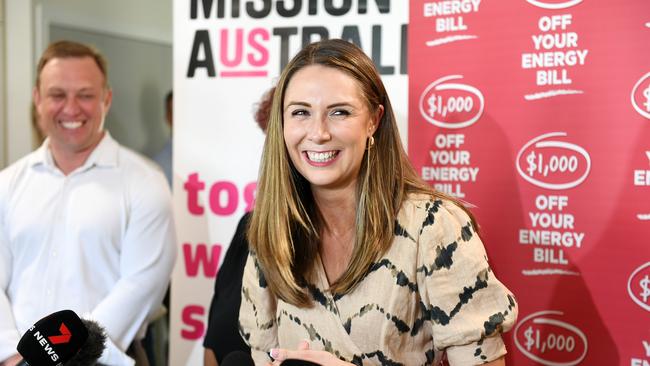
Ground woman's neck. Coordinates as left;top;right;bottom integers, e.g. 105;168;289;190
312;185;356;237
312;185;357;284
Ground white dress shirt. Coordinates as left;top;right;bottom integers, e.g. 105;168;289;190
153;138;172;187
0;133;176;365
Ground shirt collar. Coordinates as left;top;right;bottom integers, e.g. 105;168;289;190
28;132;119;173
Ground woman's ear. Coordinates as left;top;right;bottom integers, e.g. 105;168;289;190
370;104;384;135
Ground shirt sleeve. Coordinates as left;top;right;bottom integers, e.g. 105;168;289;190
416;200;518;365
90;170;177;365
0;220;20;362
239;252;278;366
0;170;20;362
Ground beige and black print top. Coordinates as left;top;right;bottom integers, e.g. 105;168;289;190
239;195;518;365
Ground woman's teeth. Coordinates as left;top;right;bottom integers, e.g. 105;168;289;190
307;151;338;163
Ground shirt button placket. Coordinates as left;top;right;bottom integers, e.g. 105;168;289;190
46;176;68;299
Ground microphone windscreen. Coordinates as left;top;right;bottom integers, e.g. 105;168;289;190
17;310;88;366
221;350;255;366
64;319;106;366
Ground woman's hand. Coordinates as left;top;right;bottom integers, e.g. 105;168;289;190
268;341;354;366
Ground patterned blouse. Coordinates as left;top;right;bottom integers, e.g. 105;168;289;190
239;195;518;365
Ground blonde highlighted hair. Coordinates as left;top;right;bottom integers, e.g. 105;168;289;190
248;39;476;307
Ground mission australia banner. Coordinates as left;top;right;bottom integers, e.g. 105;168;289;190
171;1;408;364
408;1;649;365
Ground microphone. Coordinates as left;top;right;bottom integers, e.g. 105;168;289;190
221;350;254;366
16;309;106;366
280;360;321;366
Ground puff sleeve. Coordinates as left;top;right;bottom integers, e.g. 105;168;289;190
239;252;278;365
416;200;518;365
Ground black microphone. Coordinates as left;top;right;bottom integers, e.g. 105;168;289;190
280;360;321;366
16;309;106;366
221;350;254;366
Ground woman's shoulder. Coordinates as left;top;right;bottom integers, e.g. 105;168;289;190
398;193;475;242
400;193;472;221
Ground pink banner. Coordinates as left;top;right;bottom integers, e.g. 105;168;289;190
409;1;649;365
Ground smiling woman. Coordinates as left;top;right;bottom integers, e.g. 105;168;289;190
239;39;518;366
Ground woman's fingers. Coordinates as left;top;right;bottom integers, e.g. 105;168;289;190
297;340;310;351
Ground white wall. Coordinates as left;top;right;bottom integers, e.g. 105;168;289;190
5;0;34;166
37;0;172;54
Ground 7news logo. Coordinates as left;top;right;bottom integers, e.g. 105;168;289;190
48;323;72;344
30;321;71;362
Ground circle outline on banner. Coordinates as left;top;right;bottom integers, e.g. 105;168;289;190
514;310;588;366
630;71;650;119
525;0;584;9
627;261;650;312
515;132;591;190
418;75;485;129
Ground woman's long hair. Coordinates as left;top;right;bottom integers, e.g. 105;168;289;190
247;39;476;307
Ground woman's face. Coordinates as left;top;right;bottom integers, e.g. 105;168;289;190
283;65;378;193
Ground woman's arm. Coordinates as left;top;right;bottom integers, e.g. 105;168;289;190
240;253;280;365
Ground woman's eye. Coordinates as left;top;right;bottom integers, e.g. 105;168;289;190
330;109;351;117
291;109;309;117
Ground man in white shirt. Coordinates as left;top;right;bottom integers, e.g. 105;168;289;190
0;40;176;366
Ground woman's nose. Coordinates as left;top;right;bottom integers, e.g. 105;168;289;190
307;114;331;143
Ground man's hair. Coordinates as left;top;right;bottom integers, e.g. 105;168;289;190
36;40;109;88
248;39;477;307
